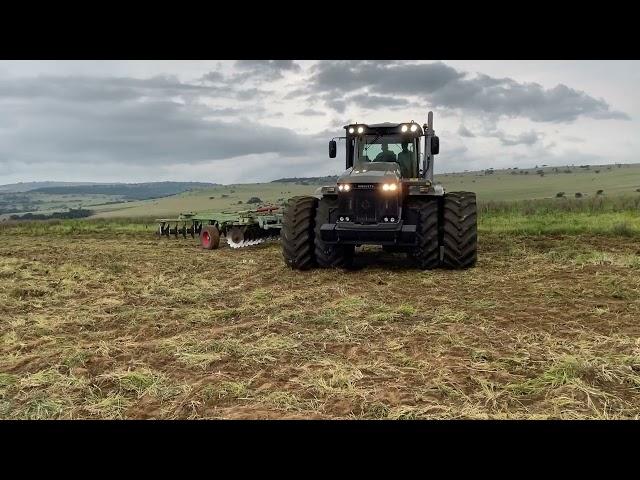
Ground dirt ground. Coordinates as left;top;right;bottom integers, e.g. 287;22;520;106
1;232;639;419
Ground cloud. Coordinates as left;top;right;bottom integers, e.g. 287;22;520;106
491;130;540;146
298;61;629;123
430;77;629;122
307;60;461;96
297;108;325;116
457;125;475;137
234;60;301;79
347;93;410;109
0;75;323;169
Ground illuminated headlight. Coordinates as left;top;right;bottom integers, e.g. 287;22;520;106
390;217;395;222
357;126;364;134
382;183;398;192
384;217;389;222
410;124;418;132
345;216;350;222
348;127;355;134
338;184;351;192
339;216;344;222
401;125;408;133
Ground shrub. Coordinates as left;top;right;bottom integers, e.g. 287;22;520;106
596;190;604;195
556;192;565;198
246;197;263;204
575;192;583;198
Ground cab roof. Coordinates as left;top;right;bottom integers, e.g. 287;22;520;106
343;122;424;135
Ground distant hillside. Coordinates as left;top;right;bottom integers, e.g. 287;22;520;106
30;182;217;201
0;182;97;193
272;176;339;184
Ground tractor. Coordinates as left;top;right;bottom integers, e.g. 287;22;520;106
280;112;477;270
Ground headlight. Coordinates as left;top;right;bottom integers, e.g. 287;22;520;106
338;184;351;192
401;125;408;133
357;126;364;134
410;124;418;132
382;183;398;192
348;127;355;134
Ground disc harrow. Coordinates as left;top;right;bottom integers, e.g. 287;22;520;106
155;206;283;251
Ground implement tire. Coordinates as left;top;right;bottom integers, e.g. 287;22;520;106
281;196;318;270
442;191;477;269
407;197;440;269
314;196;354;268
200;225;220;250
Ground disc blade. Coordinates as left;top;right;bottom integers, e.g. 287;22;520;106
227;226;245;248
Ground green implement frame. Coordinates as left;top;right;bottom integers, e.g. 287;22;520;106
156;205;283;249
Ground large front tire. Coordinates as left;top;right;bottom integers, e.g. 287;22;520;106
281;196;318;270
314;197;354;268
407;198;440;269
442;192;477;269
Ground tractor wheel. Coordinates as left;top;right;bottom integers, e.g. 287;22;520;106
442;192;477;269
407;197;440;269
281;196;318;270
314;196;354;268
200;225;220;250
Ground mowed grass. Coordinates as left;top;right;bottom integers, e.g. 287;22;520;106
1;207;639;418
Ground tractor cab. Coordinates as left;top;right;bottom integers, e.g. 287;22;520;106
329;121;438;181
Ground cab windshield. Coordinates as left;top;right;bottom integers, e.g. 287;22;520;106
356;134;417;178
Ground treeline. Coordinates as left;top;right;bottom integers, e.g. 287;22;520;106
30;182;217;201
9;209;94;221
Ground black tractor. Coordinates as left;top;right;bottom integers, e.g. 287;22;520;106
280;112;477;270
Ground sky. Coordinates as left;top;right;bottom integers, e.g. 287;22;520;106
0;60;637;185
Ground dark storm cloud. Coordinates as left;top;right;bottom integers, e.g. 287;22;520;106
0;75;321;167
300;61;629;123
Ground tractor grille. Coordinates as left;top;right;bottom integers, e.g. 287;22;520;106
353;190;378;223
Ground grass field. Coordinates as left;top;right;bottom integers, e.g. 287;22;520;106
1;199;639;419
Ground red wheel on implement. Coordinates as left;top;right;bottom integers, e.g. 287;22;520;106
200;225;220;250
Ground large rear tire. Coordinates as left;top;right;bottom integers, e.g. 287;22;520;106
442;191;477;269
281;196;318;270
314;197;354;268
407;198;440;269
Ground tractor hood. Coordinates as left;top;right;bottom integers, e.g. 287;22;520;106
338;162;401;184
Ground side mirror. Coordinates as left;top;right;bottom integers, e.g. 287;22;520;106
329;140;337;158
431;136;440;155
